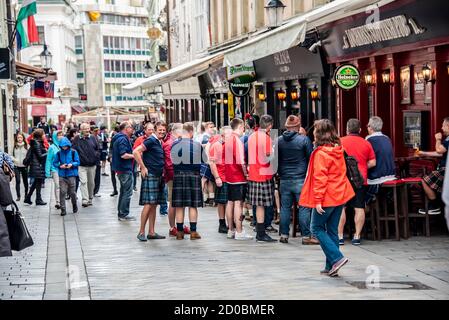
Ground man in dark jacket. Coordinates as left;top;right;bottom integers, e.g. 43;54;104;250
72;123;100;207
112;121;135;221
277;115;317;245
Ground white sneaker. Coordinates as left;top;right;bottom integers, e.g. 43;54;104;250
418;208;441;215
227;230;235;239
235;229;254;241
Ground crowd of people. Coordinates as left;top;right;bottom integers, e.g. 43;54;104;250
1;114;448;277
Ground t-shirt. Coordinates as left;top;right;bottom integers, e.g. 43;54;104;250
223;133;246;184
341;134;376;184
141;135;164;177
440;136;449;168
209;139;226;182
248;130;274;182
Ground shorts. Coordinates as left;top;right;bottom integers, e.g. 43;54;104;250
172;171;203;208
215;182;228;204
139;174;166;206
100;151;108;161
247;179;275;207
346;186;366;209
423;167;445;193
227;183;247;202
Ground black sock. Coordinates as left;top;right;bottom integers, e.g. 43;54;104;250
219;219;226;227
190;222;197;232
256;223;265;237
177;223;184;232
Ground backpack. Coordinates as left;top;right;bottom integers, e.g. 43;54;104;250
344;151;364;191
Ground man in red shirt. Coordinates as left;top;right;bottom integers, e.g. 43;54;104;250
339;119;376;245
133;122;154;150
223;118;253;240
247;115;277;242
209;126;232;234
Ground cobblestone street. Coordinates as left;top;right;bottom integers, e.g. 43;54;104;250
1;175;449;300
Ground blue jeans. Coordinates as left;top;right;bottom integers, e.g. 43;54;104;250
159;184;168;214
117;173;133;218
311;205;345;270
252;205;274;228
279;179;311;237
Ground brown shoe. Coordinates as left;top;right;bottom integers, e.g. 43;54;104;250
190;231;202;240
302;237;320;245
176;231;185;240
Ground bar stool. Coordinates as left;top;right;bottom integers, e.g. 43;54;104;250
401;177;430;237
376;179;407;240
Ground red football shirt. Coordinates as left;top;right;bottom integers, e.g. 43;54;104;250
209;139;226;182
223;133;246;184
341;134;376;184
248;130;274;182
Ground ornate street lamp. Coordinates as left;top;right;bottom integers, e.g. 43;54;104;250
276;89;287;101
310;85;320;101
290;88;299;101
422;63;435;83
364;71;375;86
265;0;286;29
381;70;391;84
258;90;267;101
39;44;52;74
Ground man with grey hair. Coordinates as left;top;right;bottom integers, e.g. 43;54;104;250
365;116;396;203
339;118;376;245
72;122;101;207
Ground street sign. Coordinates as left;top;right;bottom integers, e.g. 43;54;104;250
229;82;251;97
334;64;360;90
0;48;11;80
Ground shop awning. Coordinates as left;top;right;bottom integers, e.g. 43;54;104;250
222;0;395;67
16;61;57;81
31;105;47;117
122;53;224;95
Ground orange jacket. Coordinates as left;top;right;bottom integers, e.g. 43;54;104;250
299;145;355;208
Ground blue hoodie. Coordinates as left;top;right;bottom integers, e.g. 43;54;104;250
53;137;80;178
45;131;61;177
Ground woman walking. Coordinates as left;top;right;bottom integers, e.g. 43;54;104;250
24;129;48;206
12;133;29;201
299;119;354;277
46;130;64;209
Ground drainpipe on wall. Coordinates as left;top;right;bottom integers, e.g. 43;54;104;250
166;0;171;69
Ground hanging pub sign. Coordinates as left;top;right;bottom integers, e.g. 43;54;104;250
333;64;361;90
229;82;251;97
227;62;256;84
0;48;11;80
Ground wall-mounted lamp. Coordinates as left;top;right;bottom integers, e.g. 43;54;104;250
447;63;449;76
381;70;392;85
290;88;299;101
277;89;287;101
422;63;435;83
310;85;320;101
258;90;266;101
223;99;228;105
364;71;375;86
216;99;223;104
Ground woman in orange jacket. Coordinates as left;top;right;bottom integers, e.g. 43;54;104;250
299;119;354;277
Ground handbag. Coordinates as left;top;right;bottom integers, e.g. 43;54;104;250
3;201;34;251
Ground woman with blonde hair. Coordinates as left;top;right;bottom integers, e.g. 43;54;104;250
12;132;29;201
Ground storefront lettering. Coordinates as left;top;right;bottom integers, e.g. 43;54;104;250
273;50;291;66
343;15;426;49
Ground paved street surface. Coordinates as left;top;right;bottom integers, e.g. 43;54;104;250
1;174;449;300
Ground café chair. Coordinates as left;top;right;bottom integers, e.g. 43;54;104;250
400;177;430;237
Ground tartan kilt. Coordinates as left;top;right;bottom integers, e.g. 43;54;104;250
423;167;445;193
214;182;228;204
139;174;166;206
200;163;214;181
247;179;275;207
172;171;203;208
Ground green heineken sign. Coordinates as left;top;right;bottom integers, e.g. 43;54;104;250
334;64;360;90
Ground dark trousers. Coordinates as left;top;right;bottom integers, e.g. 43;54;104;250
14;167;28;198
27;177;43;202
94;164;101;195
111;168;117;193
60;177;77;210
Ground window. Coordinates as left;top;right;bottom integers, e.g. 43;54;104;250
78;84;85;95
37;26;45;45
75;35;83;48
103;36;109;48
136;38;141;50
104;60;110;71
125;61;132;72
114;37;120;48
115;61;121;72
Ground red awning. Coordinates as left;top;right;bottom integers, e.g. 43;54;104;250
31;105;47;116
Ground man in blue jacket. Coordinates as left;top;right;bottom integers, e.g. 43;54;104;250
53;137;80;216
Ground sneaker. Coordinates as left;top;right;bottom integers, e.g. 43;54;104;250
339;238;345;246
147;233;166;240
235;229;254;240
118;215;136;221
94;194;101;198
352;237;361;246
218;224;229;234
320;269;339;277
227;230;235;239
82;203;89;208
256;233;277;243
60;209;67;217
102;173;109;176
176;231;185;240
55;204;61;209
36;201;47;206
190;231;202;240
265;225;278;233
183;226;191;234
302;237;320;245
73;204;78;214
24;198;32;205
169;227;178;237
280;236;289;244
137;233;147;242
418;207;441;215
110;191;118;197
16;197;20;202
329;257;349;277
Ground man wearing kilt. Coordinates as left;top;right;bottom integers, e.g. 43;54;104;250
247;115;277;242
209;126;232;234
171;123;204;240
418;117;449;215
133;122;167;241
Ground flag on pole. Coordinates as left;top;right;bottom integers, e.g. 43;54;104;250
16;0;39;51
31;80;54;98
